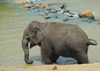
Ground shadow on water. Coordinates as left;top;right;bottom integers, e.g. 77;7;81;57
31;56;77;65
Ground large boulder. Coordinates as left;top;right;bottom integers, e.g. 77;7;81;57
78;10;95;20
24;4;34;8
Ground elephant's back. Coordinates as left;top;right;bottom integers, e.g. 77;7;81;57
41;22;89;41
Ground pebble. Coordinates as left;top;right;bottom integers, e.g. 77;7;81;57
50;10;57;13
44;16;51;19
63;18;69;21
85;19;92;23
67;14;73;17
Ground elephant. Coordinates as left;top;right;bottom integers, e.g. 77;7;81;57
22;21;97;64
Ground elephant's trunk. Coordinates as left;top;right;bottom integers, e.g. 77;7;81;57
22;34;33;64
24;53;33;64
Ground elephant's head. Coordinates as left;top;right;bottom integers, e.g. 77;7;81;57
22;21;44;64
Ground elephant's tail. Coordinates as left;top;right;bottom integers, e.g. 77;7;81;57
88;39;98;45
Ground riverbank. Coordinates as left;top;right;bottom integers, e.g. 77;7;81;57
0;63;100;71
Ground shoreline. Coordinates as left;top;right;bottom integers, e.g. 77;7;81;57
0;63;100;71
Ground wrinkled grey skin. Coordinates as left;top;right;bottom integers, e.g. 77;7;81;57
22;21;97;64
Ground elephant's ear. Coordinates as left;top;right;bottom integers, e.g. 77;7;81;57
34;27;45;44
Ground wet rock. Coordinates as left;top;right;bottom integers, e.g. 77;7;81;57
40;4;45;8
61;3;66;10
70;18;74;20
78;10;95;20
24;4;34;8
98;21;100;24
84;19;92;23
63;18;69;21
44;10;49;15
44;16;51;19
45;7;51;11
67;14;73;17
44;4;49;8
95;17;100;21
50;10;57;13
62;10;70;14
34;3;41;8
69;13;74;15
31;7;36;9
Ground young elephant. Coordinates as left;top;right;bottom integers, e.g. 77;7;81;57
22;21;97;64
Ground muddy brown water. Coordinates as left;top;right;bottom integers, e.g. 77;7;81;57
0;0;100;67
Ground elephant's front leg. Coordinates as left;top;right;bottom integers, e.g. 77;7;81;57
41;49;52;64
52;53;59;63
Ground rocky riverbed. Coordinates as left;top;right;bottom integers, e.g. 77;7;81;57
13;0;100;23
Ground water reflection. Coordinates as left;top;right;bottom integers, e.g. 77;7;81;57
32;56;77;65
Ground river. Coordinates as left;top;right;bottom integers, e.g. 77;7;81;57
0;0;100;67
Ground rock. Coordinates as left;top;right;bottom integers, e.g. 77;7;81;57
45;10;49;13
44;10;49;15
70;18;74;20
78;10;95;20
14;0;27;5
69;13;74;15
44;4;49;8
67;14;73;17
34;3;42;8
50;10;57;13
45;7;51;11
98;21;100;24
85;19;92;23
62;10;70;14
63;18;69;21
31;7;36;9
61;3;66;10
95;17;100;21
40;4;45;8
44;16;51;19
24;4;34;8
52;66;57;70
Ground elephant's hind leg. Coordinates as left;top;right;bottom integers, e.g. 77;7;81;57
73;50;88;64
